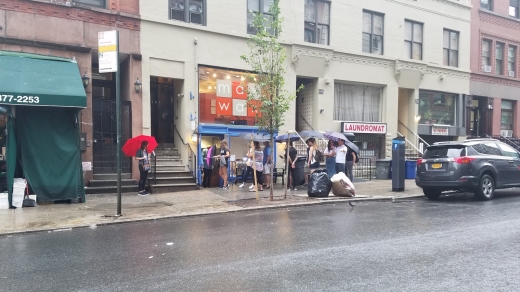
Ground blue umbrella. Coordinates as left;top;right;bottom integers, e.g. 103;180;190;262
299;130;324;139
275;133;299;142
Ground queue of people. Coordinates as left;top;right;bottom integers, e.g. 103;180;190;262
203;135;358;191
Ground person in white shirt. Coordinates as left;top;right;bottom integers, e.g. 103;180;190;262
335;139;348;174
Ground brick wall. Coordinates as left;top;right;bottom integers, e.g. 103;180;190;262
0;0;139;31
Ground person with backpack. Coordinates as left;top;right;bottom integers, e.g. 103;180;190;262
345;145;357;182
307;138;320;174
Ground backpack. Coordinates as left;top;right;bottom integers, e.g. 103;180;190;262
355;152;360;164
315;149;325;163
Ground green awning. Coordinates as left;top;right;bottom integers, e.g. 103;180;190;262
0;51;87;108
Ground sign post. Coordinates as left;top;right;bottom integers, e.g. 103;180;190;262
98;30;122;216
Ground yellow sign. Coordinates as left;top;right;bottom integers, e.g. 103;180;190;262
99;45;117;53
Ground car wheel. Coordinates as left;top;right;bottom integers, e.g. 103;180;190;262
475;174;495;200
423;188;442;200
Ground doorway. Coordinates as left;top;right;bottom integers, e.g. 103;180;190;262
150;77;175;144
91;73;133;174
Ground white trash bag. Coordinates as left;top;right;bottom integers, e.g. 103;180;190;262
330;172;356;197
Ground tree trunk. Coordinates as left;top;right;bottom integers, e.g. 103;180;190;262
284;132;291;200
251;139;259;200
269;135;274;201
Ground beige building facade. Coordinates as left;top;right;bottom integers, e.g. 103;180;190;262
140;0;472;181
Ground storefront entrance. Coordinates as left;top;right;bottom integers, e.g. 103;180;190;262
150;77;175;144
92;99;132;174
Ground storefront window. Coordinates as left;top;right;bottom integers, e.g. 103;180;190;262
501;100;514;130
198;66;259;126
419;91;456;126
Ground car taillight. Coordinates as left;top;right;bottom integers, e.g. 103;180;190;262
417;158;426;164
454;156;476;164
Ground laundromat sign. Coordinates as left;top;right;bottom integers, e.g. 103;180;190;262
342;122;387;134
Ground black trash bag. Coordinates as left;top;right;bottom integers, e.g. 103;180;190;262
308;169;332;197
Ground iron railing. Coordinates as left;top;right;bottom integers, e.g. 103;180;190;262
397;132;423;159
173;125;198;182
354;158;373;181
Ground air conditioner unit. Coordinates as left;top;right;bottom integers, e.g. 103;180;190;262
482;65;492;73
509;71;516;78
501;130;513;137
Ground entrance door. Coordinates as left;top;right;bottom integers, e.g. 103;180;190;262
150;77;175;144
92;80;133;174
470;107;480;137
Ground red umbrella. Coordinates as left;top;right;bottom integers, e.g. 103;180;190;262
122;135;158;157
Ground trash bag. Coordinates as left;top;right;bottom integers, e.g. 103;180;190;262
330;172;356;197
308;169;332;197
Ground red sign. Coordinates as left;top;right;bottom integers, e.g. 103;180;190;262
432;126;449;136
247;100;262;117
232;82;247;99
342;122;387;134
216;98;232;116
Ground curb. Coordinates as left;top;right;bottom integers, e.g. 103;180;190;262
0;193;424;237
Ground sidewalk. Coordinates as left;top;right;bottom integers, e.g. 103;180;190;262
0;179;423;235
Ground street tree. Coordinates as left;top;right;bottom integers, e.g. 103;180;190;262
241;0;303;201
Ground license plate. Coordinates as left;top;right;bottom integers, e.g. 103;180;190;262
431;163;442;169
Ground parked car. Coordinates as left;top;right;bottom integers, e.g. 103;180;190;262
415;138;520;200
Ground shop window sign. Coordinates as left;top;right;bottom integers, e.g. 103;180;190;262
199;66;260;125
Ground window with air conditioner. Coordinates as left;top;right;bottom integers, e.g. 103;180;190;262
169;0;205;25
482;39;491;72
508;45;517;77
496;43;505;75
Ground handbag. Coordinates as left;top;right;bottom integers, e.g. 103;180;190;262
22;191;37;207
143;163;151;171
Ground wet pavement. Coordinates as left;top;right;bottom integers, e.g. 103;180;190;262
0;179;421;234
1;189;520;291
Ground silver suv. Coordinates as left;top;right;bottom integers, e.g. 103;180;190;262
415;139;520;200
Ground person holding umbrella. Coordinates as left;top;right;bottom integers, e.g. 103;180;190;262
324;140;336;177
135;141;151;196
335;138;348;175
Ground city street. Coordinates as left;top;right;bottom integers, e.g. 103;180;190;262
2;191;520;291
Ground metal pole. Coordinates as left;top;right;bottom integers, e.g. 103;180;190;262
116;30;122;216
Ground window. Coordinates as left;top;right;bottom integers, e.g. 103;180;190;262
198;66;259;126
304;0;330;45
404;20;423;60
481;142;502;156
169;0;205;25
501;100;514;130
419;91;456;126
496;43;504;75
481;0;493;10
247;0;275;35
482;39;491;68
509;46;517;77
334;84;382;122
510;0;519;18
72;0;106;8
362;11;384;55
443;29;459;67
498;143;520;158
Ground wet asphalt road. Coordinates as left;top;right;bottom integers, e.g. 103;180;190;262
2;191;520;292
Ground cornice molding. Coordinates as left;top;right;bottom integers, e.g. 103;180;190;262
471;73;520;88
479;9;520;31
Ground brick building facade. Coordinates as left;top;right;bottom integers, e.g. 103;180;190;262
0;0;142;185
469;0;520;138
